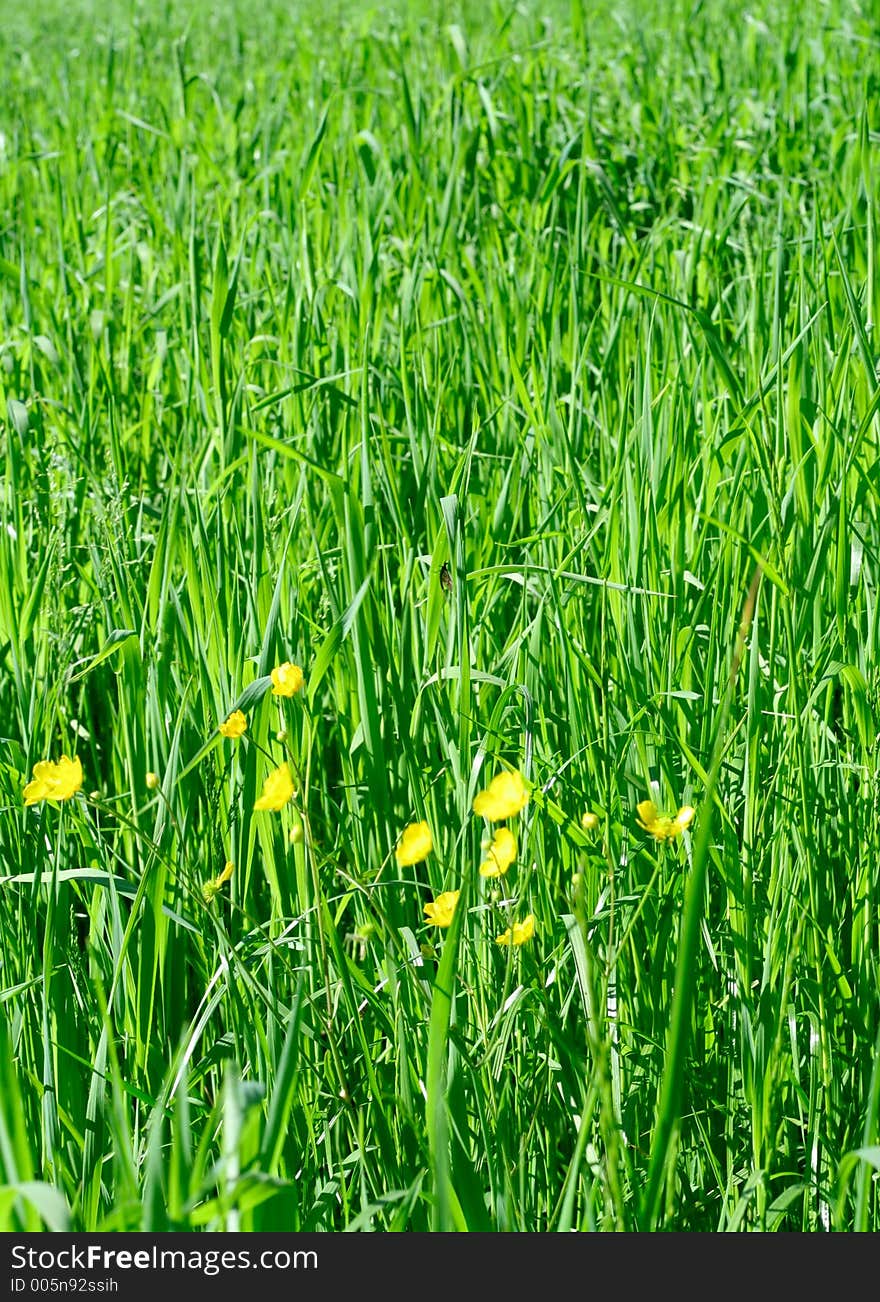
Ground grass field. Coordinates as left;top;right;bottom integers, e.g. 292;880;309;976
1;0;879;1232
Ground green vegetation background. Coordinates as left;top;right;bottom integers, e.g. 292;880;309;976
0;0;878;1230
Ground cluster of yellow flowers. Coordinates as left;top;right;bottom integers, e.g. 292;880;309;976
22;656;695;935
209;661;306;895
398;768;536;948
397;774;696;950
21;660;307;905
217;662;305;814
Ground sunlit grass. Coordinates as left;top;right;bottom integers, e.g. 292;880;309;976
0;0;878;1231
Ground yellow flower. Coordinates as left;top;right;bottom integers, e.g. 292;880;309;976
23;755;83;806
496;913;536;947
395;820;433;867
472;769;529;822
424;890;460;928
581;810;599;831
219;709;247;738
146;771;160;790
23;762;55;805
271;662;304;697
202;860;235;904
636;800;695;841
480;827;517;877
254;762;295;811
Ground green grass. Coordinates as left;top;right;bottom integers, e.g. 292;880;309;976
1;0;879;1232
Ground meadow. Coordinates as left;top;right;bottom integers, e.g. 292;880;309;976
0;0;878;1232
